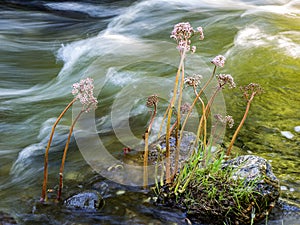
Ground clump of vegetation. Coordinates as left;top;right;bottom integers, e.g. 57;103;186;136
140;22;277;224
41;78;97;202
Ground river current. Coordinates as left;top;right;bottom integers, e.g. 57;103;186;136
0;0;299;224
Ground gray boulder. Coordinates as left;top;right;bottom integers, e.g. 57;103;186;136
222;155;280;201
64;190;104;210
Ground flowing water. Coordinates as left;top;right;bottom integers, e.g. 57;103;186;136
0;0;300;224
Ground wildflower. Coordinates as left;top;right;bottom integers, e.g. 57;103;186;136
241;83;263;100
170;22;204;53
211;55;226;67
197;27;204;40
170;22;194;41
184;74;203;87
225;115;234;128
191;46;196;53
177;40;190;52
216;74;236;89
214;114;234;128
146;94;158;107
72;77;98;112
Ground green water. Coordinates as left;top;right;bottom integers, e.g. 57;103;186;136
0;0;300;224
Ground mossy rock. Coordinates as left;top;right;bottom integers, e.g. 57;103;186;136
155;155;280;225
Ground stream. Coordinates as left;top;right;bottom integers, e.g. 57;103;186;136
0;0;299;224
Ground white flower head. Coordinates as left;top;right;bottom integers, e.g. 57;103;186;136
72;77;98;112
211;55;226;67
170;22;204;53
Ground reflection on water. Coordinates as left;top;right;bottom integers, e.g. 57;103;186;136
0;0;299;224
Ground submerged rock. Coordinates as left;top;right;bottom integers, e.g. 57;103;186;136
0;211;17;225
64;190;104;210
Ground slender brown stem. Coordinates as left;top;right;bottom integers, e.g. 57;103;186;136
143;103;157;188
173;63;185;176
165;49;186;184
197;86;222;139
193;86;207;166
143;131;150;188
41;98;76;202
177;66;217;156
157;103;171;138
169;119;178;135
56;108;85;201
226;92;256;157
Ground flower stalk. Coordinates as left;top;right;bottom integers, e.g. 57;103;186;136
41;77;97;202
143;95;158;188
226;83;262;157
41;98;76;202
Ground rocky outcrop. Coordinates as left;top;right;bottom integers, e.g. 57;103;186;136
64;190;104;210
222;155;280;204
155;155;280;225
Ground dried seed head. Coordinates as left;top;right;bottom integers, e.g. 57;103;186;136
241;83;263;100
146;94;158;107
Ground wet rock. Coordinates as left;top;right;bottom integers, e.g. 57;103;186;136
222;155;280;200
258;198;300;225
156;155;280;225
221;155;280;223
0;211;17;225
64;190;104;210
123;131;197;165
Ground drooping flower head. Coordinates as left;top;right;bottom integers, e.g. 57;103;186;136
72;77;98;112
170;22;204;53
146;94;158;107
211;55;226;67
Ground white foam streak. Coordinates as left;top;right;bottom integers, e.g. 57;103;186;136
10;143;43;177
241;0;300;17
231;26;300;58
45;2;124;17
106;67;138;87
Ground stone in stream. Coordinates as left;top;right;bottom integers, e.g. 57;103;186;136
64;190;104;210
221;155;280;199
156;155;280;225
0;211;17;225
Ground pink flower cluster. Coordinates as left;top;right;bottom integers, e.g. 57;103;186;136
211;55;226;67
72;77;98;112
216;74;236;89
184;74;203;87
170;22;204;53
